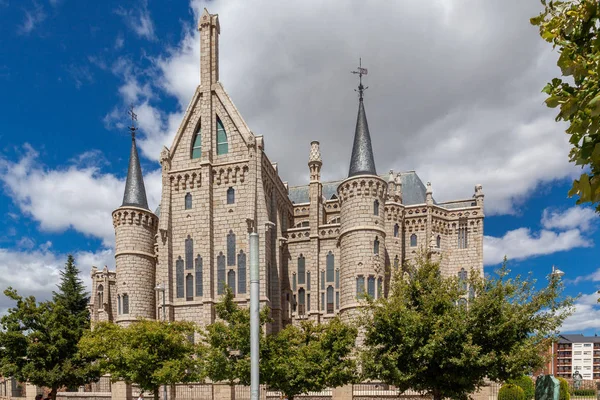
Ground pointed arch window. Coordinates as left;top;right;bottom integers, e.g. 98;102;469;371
216;118;228;155
458;268;468;291
228;270;236;295
238;251;246;294
191;126;201;159
176;256;184;298
195;255;203;297
298;288;306;316
185;236;193;270
374;200;379;216
117;295;121;315
227;187;235;204
436;235;441;248
185;193;192;210
227;231;236;266
217;252;226;295
374;236;380;255
122;294;129;314
326;251;334;282
394;223;399;237
367;276;376;298
410;234;417;247
186;274;193;301
326;286;334;314
297;254;305;285
97;284;104;308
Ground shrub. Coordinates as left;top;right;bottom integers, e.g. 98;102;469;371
557;377;570;400
499;384;526;400
507;376;535;400
573;389;596;397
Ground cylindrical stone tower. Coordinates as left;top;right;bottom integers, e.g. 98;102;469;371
338;75;387;322
113;130;158;326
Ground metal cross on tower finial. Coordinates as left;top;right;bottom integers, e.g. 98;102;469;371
128;104;138;140
351;58;368;100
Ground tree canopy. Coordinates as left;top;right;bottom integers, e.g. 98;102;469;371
79;319;199;400
0;255;99;400
361;255;573;400
531;0;600;211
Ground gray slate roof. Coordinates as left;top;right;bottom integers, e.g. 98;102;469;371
288;171;430;206
558;334;600;343
122;137;149;210
348;98;377;177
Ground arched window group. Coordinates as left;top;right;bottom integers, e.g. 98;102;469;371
217;118;228;155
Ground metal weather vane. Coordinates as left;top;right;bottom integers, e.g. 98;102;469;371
351;58;368;100
128;104;138;139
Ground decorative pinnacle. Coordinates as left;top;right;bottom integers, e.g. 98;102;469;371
128;104;138;140
351;58;368;101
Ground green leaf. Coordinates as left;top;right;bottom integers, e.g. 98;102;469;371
545;96;561;108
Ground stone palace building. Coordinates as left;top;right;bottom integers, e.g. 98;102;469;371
89;9;485;334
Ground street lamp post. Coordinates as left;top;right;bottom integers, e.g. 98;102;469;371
154;283;167;400
549;266;565;376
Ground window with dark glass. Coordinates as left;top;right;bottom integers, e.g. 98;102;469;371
238;251;246;294
292;273;297;291
97;284;104;308
216;118;228;155
458;268;468;291
326;252;334;282
122;294;129;314
307;271;311;291
298;288;306;316
298;254;305;285
377;277;382;299
394;255;400;269
374;236;380;255
321;293;325;312
195;255;203;297
394;223;399;237
335;269;339;289
374;200;379;216
327;286;334;314
186;274;193;301
176;256;184;298
458;221;468;249
356;275;365;298
436;235;441;248
336;291;339;310
410;234;417;247
217;252;226;295
117;295;121;315
228;270;236;295
191;127;201;159
469;285;475;300
185;193;192;210
185;236;193;270
227;187;235;204
227;230;236;266
367;276;375;298
307;293;311;311
321;271;325;290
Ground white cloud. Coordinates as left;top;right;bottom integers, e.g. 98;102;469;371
569;268;600;285
542;206;598;232
18;2;46;35
561;292;600;333
0;145;161;247
115;35;125;50
115;1;155;41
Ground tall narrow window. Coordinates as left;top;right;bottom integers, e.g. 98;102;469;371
185;193;192;210
186;274;193;301
191;127;201;159
307;272;311;291
122;294;129;314
327;286;334;314
298;255;305;285
293;295;297;312
185;236;193;270
458;220;468;249
97;285;104;308
321;293;325;312
293;273;297;291
410;234;417;247
336;291;339;310
367;276;376;298
436;235;441;248
469;285;475;301
374;200;379;216
321;271;325;290
176;256;184;298
335;269;340;289
227;231;236;266
307;293;311;312
394;255;400;269
238;251;246;294
326;252;334;282
394;223;399;237
458;268;468;291
374;237;380;255
216;118;228;155
298;288;306;316
228;270;236;295
356;275;365;298
217;252;226;295
377;277;383;299
195;255;203;297
227;187;235;204
117;295;121;315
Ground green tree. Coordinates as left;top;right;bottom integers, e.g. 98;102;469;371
361;255;573;400
0;255;99;400
197;287;269;386
531;1;600;211
261;318;358;400
507;375;535;400
79;320;199;400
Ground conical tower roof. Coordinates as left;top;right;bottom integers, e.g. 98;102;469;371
348;91;377;177
121;136;149;210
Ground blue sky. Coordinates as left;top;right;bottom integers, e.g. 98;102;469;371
0;0;598;332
